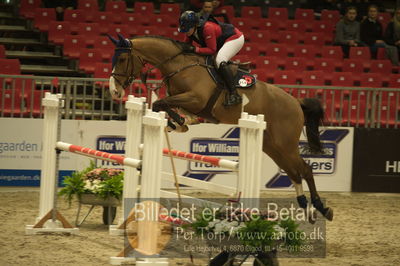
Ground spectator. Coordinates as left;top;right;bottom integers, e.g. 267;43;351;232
384;8;400;57
335;6;365;58
360;4;399;65
198;0;214;17
198;0;229;23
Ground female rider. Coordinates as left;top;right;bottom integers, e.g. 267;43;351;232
178;10;244;106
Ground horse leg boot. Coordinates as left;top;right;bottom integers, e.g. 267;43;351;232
294;182;317;224
218;61;242;106
153;99;185;126
302;162;333;221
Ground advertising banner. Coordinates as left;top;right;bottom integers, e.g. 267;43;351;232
352;128;400;193
0;118;353;192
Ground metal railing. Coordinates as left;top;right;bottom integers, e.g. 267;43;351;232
1;74;399;128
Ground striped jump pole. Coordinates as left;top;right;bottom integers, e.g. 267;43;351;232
161;148;238;170
56;142;141;169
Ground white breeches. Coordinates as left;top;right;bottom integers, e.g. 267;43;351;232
215;35;245;67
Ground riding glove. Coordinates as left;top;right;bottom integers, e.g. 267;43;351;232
182;44;196;53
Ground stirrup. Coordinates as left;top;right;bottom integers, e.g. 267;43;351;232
224;92;242;106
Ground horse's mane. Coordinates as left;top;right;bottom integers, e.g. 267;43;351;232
132;35;187;50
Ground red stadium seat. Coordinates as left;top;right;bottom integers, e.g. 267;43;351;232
388;74;400;88
369;59;392;74
134;2;154;15
152;14;178;28
321;46;343;59
277;31;301;45
330;72;355;87
272;70;297;85
359;73;383;88
231;17;257;31
78;0;99;11
0;89;27;117
241;6;262;18
265;43;289;59
251;68;268;82
79;49;103;74
24;89;52;118
92;12;113;35
254;56;279;71
160;3;180;16
242;43;260;57
0;45;5;58
94;62;112;79
284;20;307;32
321;9;340;23
313;58;337;72
300;70;325;86
63;35;86;59
349;47;371;60
295;8;315;21
283;57;307;71
268;8;288;20
77;23;101;46
378;99;398;128
258;18;283;31
107;24;131;38
93;36;114;61
19;0;41;19
105;0;126;13
48;21;71;45
63;9;85;23
247;30;278;44
293;44;319;59
310;21;335;33
0;58;21;74
218;5;235;20
342;59;366;73
34;8;56;32
303;32;326;46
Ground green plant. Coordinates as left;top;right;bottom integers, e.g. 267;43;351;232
186;207;305;253
59;161;96;205
58;161;124;205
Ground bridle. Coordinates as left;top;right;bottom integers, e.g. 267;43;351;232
111;47;144;89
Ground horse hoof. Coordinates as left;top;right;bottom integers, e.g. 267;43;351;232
308;209;317;224
324;207;333;221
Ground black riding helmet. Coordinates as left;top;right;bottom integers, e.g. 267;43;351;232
178;11;199;33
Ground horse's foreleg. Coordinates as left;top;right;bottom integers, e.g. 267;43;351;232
153;99;185;126
152;93;204;130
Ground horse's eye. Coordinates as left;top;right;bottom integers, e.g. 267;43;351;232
119;58;126;63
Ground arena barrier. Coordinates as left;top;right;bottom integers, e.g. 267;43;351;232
25;93;266;265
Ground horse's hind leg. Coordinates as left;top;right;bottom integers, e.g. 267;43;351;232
301;160;333;221
263;138;333;222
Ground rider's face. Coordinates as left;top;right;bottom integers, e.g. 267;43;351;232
186;27;195;36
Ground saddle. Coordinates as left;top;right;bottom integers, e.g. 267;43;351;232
195;56;257;123
205;56;256;89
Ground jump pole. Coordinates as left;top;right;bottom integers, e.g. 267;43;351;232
25;93;78;235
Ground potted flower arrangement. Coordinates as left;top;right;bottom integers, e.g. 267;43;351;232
185;206;305;266
59;161;124;225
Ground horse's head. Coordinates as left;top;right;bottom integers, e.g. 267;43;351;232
108;33;144;100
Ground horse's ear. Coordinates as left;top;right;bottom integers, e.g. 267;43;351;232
107;34;118;45
117;33;125;41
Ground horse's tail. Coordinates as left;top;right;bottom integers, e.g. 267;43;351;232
299;98;324;153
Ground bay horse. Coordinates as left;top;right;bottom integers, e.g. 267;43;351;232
108;34;333;222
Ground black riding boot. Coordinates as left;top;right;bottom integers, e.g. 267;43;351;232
219;61;242;106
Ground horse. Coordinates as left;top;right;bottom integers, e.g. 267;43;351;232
108;34;333;222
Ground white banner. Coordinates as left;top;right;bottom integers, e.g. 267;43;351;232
0;118;353;191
